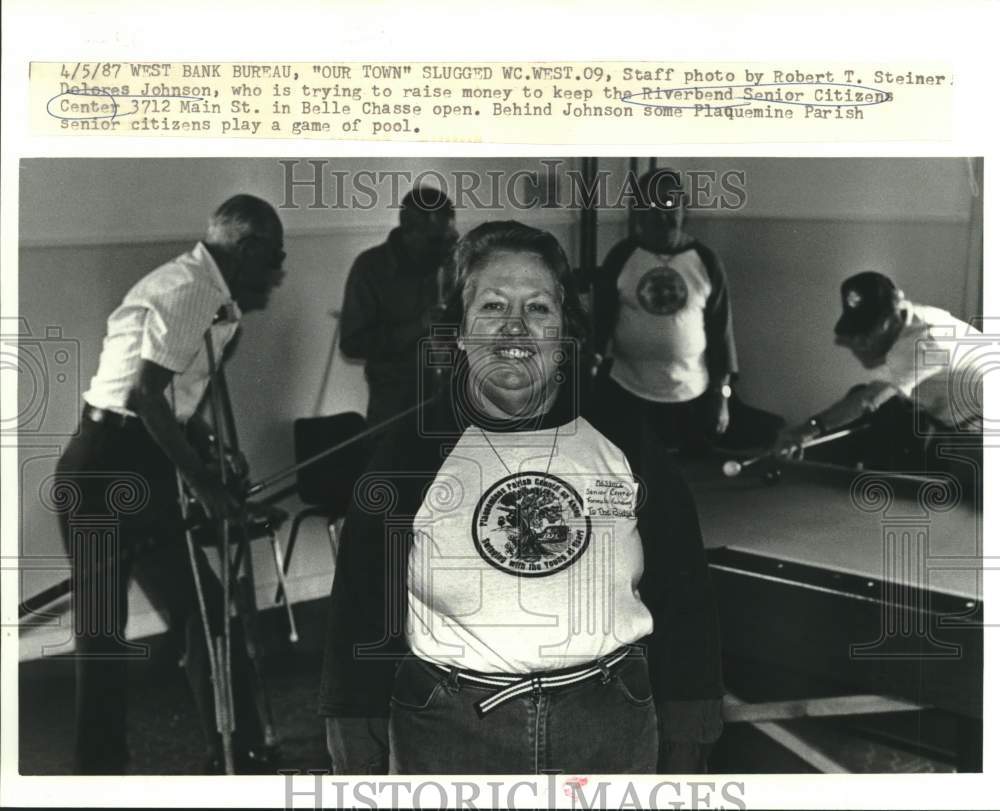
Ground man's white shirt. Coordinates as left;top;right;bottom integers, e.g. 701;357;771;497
872;302;984;430
83;242;241;422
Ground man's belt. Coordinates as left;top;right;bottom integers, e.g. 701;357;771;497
432;647;634;717
83;404;138;429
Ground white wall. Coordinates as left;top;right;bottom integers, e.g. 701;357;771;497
15;157;980;658
18;157;594;245
661;157;977;222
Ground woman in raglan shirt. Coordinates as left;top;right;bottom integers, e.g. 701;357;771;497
319;221;723;775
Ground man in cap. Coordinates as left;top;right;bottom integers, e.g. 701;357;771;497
590;167;736;772
339;187;458;429
592;167;739;461
774;271;984;470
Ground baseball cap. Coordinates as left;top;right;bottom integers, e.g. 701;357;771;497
834;272;899;336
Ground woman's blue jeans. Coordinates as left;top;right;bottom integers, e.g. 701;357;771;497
387;652;659;775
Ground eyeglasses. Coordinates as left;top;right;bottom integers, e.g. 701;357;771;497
240;234;286;264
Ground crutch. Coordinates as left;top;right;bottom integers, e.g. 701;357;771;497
212;350;298;747
172;354;236;775
207;347;292;752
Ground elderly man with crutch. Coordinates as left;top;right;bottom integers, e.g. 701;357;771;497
52;195;286;774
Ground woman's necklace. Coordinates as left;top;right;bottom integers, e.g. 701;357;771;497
479;424;560;476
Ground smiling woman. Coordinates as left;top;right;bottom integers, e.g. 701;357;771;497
319;220;723;776
444;221;588;422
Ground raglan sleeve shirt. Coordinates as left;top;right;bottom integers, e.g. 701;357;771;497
694;243;739;382
595;238;738;384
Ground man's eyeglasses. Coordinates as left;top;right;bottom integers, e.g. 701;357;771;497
240;234;286;264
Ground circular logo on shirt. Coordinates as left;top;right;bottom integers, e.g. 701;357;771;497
472;472;591;577
637;266;688;315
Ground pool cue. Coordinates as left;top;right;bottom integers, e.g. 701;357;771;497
580;156;599;335
19;519;192;620
722;427;860;478
19;579;73;620
246;397;435;498
266;396;437;606
18;504;292;621
312;310;341;417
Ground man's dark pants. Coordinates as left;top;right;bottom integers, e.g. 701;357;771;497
591;373;715;462
53;412;262;774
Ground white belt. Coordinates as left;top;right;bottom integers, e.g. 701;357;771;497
433;647;632;716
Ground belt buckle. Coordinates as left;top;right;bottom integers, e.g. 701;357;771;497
89;406;132;428
86;406;108;425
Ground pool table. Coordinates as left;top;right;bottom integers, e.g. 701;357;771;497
682;456;983;739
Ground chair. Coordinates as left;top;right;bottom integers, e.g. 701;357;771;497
274;412;370;603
